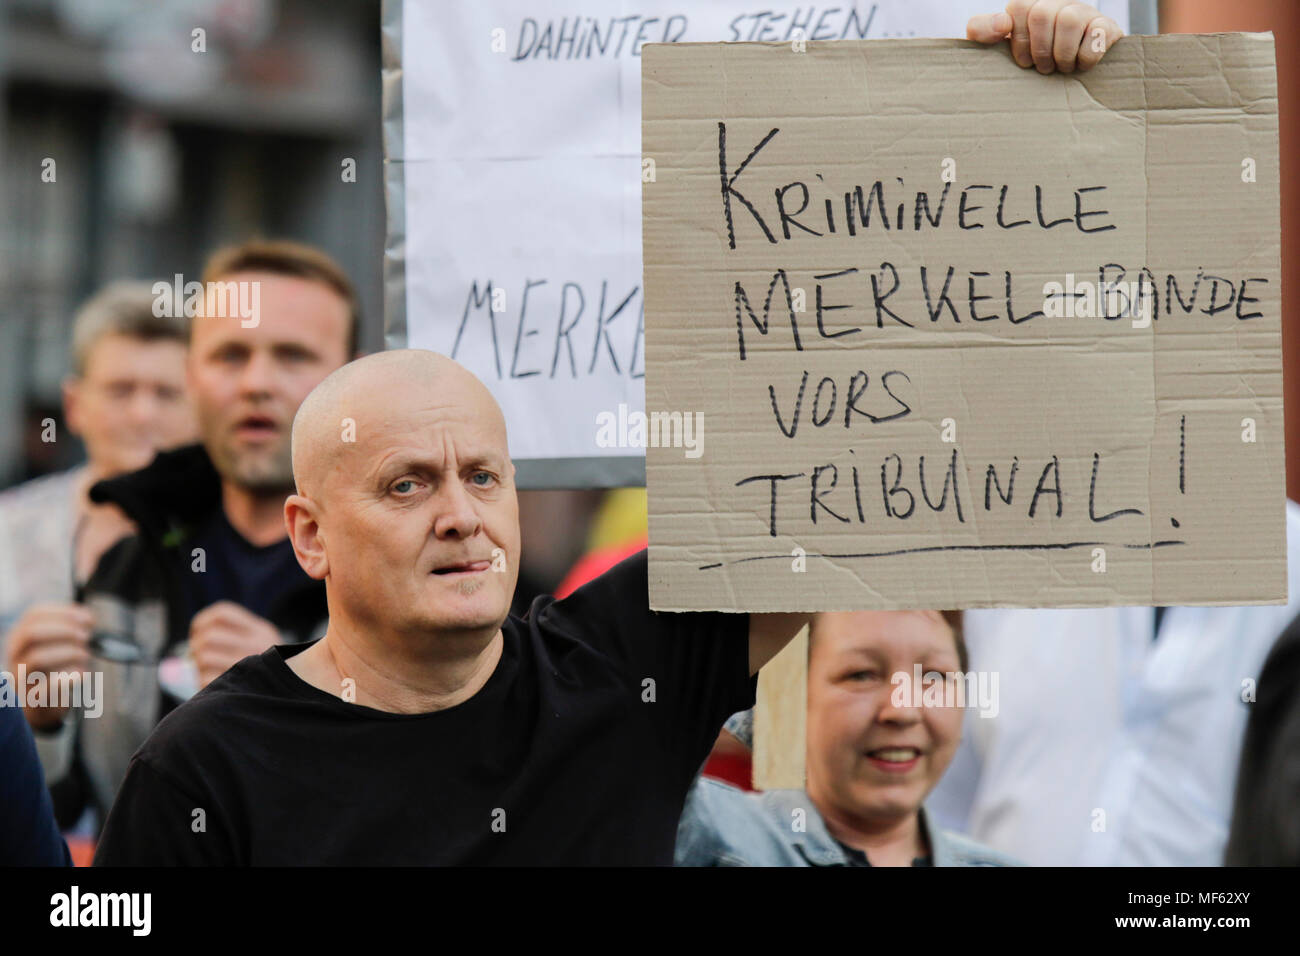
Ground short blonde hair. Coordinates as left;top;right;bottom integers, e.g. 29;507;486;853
200;238;360;356
70;281;187;377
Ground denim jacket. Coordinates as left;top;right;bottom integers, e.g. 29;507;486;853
675;777;1024;867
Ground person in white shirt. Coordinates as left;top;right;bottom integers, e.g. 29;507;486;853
927;501;1300;866
0;281;195;643
0;281;195;823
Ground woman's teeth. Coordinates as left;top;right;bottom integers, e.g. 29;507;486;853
870;748;920;761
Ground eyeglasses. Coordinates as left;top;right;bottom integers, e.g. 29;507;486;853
89;630;159;665
73;513;160;666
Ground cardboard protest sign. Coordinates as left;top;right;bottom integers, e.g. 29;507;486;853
642;34;1284;611
382;0;1130;487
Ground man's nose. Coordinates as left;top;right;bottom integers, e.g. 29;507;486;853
127;387;159;425
432;480;483;540
237;349;275;396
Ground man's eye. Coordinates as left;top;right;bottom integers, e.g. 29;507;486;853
470;471;496;487
392;480;417;494
848;670;879;681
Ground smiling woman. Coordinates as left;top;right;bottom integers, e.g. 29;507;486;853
676;609;1020;867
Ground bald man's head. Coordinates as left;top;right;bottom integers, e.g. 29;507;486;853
290;349;510;501
284;348;520;642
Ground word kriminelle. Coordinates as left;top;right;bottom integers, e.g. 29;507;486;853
0;668;102;718
718;124;1116;249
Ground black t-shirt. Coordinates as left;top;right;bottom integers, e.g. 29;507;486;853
93;551;754;865
180;509;310;625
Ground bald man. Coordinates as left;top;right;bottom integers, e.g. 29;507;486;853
92;350;805;865
91;7;1122;864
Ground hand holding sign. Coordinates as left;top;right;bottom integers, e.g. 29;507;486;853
967;1;1125;73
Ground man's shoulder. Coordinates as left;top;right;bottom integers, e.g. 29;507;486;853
0;467;81;524
527;546;748;674
540;546;744;637
0;468;82;618
553;548;649;608
88;444;220;537
137;649;287;763
523;549;648;651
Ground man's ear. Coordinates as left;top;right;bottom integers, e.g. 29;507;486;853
62;376;83;437
285;494;329;580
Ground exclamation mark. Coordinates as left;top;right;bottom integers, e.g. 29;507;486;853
1172;414;1185;528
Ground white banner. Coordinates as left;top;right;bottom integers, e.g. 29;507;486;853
385;0;1132;486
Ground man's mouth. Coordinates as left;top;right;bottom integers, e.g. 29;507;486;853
234;414;279;440
432;560;492;576
864;747;922;773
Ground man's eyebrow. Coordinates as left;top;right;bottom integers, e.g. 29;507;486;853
460;451;507;471
370;449;505;482
204;338;249;353
272;341;319;356
370;454;436;483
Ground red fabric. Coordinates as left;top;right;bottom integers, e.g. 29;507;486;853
554;535;648;599
67;836;94;867
702;752;754;791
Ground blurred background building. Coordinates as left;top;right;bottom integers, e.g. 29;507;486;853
0;0;611;612
0;0;384;485
0;0;1296;605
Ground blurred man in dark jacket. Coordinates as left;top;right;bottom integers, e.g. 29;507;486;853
24;239;358;829
1225;611;1300;865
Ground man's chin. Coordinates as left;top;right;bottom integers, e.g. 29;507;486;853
422;598;509;636
220;452;294;492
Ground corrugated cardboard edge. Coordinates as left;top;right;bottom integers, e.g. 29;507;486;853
381;0;407;352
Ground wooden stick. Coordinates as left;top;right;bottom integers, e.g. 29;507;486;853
753;623;808;790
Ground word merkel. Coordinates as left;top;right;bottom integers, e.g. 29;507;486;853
718;125;1115;249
